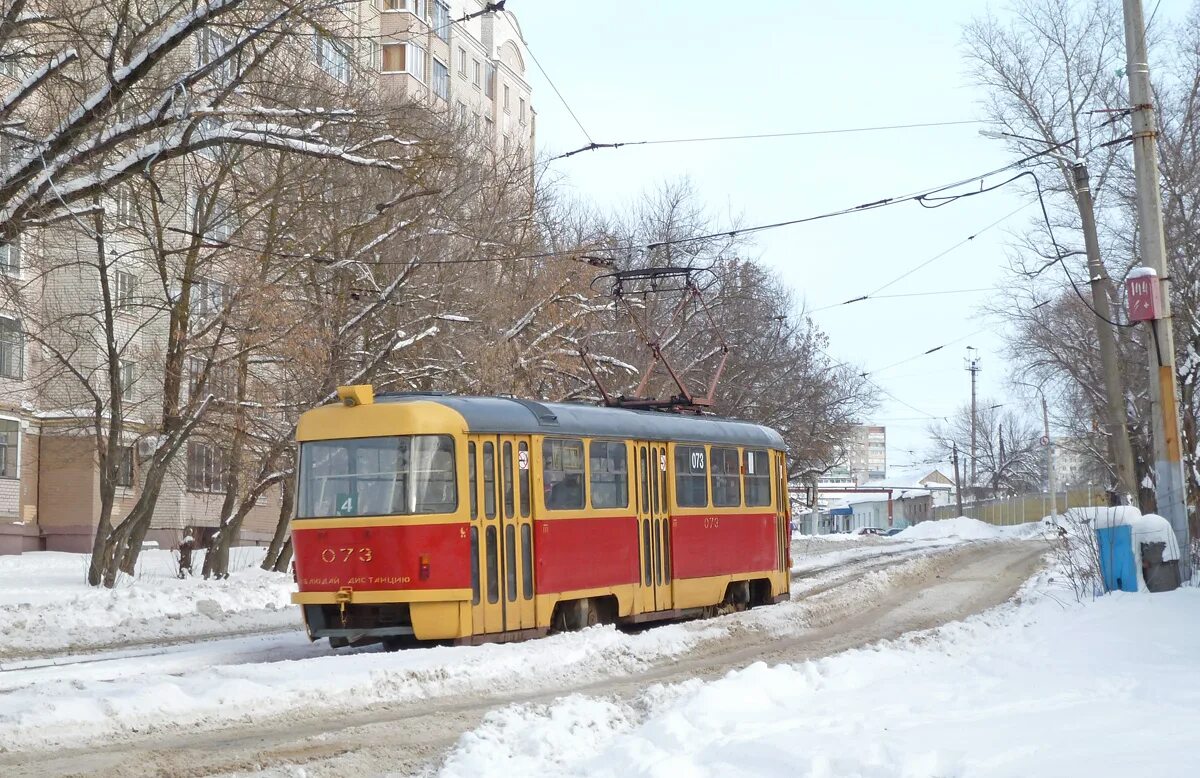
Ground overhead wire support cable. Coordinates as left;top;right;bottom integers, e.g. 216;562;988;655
506;11;593;144
548;119;984;161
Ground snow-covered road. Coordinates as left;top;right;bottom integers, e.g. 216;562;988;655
0;537;1046;777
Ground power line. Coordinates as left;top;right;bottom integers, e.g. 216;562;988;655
502;11;593;144
860;327;989;379
549;119;984;161
808;202;1032;314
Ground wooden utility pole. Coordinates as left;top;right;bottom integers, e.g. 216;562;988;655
1073;161;1140;503
1122;0;1192;577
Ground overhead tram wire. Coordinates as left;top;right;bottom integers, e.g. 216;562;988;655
299;140;1078;270
858;327;990;379
808;201;1034;314
549;120;984;161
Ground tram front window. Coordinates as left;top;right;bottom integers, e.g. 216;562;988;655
298;435;457;518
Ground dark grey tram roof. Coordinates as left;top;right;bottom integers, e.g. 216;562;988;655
377;394;786;449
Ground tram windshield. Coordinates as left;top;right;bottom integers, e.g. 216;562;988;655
297;435;457;518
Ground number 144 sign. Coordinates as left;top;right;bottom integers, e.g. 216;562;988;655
1126;267;1162;323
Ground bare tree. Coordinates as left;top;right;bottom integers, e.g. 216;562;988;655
928;401;1045;497
964;0;1143;499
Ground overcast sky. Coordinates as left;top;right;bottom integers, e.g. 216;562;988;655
510;0;1187;472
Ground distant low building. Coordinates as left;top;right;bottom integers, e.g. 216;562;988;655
846;489;933;530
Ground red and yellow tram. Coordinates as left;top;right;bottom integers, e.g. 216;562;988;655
290;385;790;647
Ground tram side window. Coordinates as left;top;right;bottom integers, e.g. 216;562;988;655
589;440;628;509
745;449;772;507
674;445;708;508
483;442;496;519
468;442;478;519
710;447;741;507
543;438;584;510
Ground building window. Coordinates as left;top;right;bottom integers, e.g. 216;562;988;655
191;193;234;243
710;447;741;507
114;270;136;311
197;28;234;86
382;43;403;73
111;187;133;225
382;42;425;81
432;58;449;101
0;419;17;478
187;440;225;492
190;277;227;320
312;33;352;84
503;84;510;112
744;449;771;507
589;440;628;509
189;356;237;400
543;438;584;510
519;98;526;124
458;47;467;74
118;360;136;402
0;240;17;275
472;59;480;87
115;445;134;487
382;0;424;13
0;317;21;380
674;446;708;508
484;62;495;99
433;1;450;40
456;101;469;126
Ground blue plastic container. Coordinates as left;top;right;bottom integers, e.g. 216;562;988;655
1095;525;1137;593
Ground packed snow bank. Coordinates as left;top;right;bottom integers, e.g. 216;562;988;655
0;551;955;751
896;516;1044;541
438;576;1200;778
791;532;863;542
0;549;297;657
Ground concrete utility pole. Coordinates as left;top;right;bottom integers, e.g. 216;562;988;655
965;347;981;489
1041;392;1058;520
1073;162;1140;503
952;442;964;516
1122;0;1192;578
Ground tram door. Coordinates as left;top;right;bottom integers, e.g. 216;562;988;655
473;436;536;636
498;435;536;632
636;442;673;612
471;437;503;635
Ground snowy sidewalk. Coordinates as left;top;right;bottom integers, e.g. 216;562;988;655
0;549;296;658
438;572;1200;777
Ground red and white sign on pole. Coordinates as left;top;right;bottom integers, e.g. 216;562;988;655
1125;266;1163;322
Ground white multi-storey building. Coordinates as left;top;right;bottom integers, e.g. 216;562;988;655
0;1;536;555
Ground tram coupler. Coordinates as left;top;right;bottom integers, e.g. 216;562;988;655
335;586;353;626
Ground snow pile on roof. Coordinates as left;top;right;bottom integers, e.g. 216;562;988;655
437;579;1200;777
848;488;931;505
0;549;296;658
896;517;1039;541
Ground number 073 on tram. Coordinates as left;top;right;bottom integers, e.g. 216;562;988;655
290;385;791;647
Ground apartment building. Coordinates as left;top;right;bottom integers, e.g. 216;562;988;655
819;425;886;489
374;0;536;157
0;1;536;556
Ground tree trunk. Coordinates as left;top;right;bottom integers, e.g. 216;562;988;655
262;476;294;571
272;536;293;574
